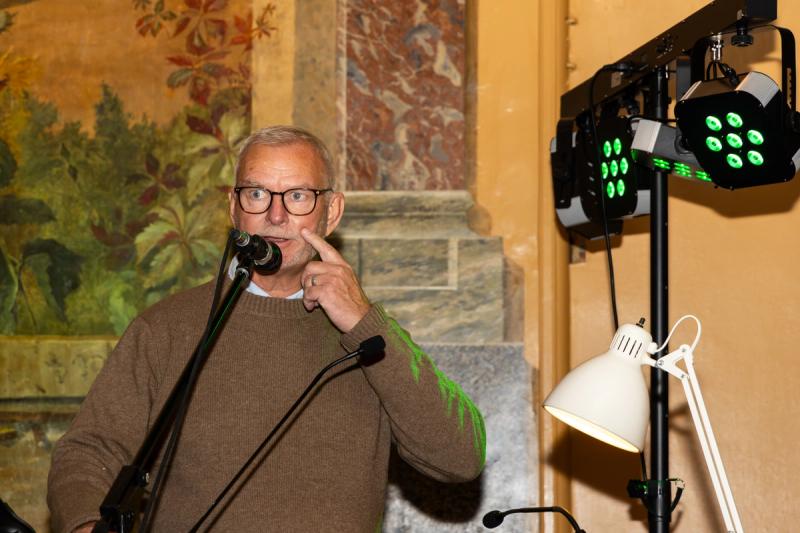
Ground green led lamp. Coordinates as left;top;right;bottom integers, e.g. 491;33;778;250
675;72;800;189
551;114;644;240
578;115;639;214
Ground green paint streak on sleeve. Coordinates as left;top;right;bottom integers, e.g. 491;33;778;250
383;312;487;465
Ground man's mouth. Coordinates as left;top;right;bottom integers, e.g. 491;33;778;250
263;236;291;247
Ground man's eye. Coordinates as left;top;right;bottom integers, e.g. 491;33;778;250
249;189;267;200
288;190;310;202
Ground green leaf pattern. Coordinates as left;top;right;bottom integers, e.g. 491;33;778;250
381;308;487;466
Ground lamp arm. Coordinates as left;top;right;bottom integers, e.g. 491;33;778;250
655;345;744;533
683;349;744;533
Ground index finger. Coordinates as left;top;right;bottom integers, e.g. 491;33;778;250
301;228;345;264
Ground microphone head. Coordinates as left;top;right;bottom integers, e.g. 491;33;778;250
231;229;250;247
358;335;386;362
482;510;505;529
253;240;282;272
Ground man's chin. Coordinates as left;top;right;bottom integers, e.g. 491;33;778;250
274;250;313;273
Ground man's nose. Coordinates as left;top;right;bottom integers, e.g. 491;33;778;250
267;193;289;224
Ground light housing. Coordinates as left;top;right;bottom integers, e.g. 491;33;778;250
675;71;800;189
543;322;652;452
550;116;650;240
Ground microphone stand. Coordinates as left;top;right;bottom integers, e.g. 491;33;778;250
92;258;254;533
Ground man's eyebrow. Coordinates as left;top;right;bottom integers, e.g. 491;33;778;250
236;179;262;187
235;179;321;189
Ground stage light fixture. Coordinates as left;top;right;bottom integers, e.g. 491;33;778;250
551;115;649;239
675;71;800;189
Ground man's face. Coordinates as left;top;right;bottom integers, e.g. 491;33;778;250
229;142;343;280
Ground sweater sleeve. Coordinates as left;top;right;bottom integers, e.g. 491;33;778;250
340;305;486;483
47;316;160;533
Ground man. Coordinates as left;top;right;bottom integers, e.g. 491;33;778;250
47;126;486;532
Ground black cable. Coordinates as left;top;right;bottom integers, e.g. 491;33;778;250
588;65;622;330
206;231;235;330
639;451;648;481
138;231;236;533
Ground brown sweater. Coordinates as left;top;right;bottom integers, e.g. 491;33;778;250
47;281;485;533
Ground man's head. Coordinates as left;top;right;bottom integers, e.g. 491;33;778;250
229;126;344;292
233;125;336;189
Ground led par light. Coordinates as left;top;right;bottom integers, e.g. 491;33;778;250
551;116;649;239
675;72;800;189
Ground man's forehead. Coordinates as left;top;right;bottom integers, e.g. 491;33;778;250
238;143;326;186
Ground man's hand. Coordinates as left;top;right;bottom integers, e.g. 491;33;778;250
300;228;371;332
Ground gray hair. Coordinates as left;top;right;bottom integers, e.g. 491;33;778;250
234;125;335;188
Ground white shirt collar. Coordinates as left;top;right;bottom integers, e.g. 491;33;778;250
228;256;304;299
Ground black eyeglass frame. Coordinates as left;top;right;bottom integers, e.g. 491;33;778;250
233;186;333;216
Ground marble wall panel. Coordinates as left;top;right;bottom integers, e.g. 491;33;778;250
345;0;466;190
365;237;504;343
384;343;535;532
335;191;475;238
332;191;507;343
359;238;450;287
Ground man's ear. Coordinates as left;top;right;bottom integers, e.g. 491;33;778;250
324;192;344;236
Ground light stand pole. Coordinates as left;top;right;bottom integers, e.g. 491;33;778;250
647;65;671;533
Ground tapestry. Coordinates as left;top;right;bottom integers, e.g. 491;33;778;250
0;0;276;336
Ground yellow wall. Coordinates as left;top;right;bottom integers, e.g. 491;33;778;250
474;1;570;531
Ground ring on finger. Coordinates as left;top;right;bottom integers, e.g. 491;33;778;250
310;275;318;286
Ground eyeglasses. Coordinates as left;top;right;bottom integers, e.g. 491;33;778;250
233;187;333;216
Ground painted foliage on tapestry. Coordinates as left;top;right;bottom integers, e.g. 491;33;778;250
0;0;276;336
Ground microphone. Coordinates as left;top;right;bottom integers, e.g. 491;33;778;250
231;229;282;271
482;510;505;528
358;335;386;361
482;506;586;532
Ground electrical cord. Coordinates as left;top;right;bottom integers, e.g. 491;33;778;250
587;64;624;330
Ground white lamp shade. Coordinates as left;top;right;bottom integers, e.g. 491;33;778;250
543;323;653;453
